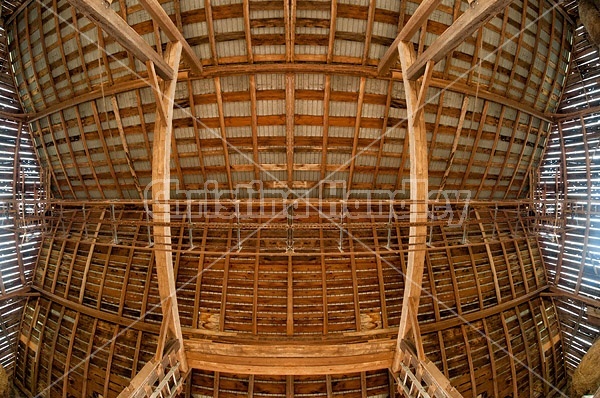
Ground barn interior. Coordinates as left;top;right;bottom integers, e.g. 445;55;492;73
0;0;598;396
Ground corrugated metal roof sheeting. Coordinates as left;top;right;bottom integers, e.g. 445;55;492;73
296;45;327;56
226;126;252;138
330;101;357;117
296;74;324;90
328;126;353;138
294;152;320;164
296;100;324;116
217;40;247;59
196;103;219;118
333;35;365;59
328;152;351;165
295;125;322;137
358;127;381;139
229;152;253;166
376;0;401;11
354;154;377;167
211;0;240;6
223;101;251;117
382;139;403;154
256;100;284;116
259;152;285;164
256;74;285;90
361;103;385;119
260;170;285;182
221;75;249;92
257;125;285;137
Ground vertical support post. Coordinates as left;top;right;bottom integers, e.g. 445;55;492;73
147;40;188;372
392;42;431;371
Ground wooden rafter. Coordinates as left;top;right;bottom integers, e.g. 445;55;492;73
137;0;203;74
66;0;173;79
377;0;443;75
405;0;515;80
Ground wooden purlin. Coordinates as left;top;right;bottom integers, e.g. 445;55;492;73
25;64;553;124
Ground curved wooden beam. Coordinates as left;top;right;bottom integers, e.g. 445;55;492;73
392;41;429;371
26;64;552;123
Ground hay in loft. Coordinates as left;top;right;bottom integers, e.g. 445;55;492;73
572;338;600;396
579;0;600;47
0;365;9;398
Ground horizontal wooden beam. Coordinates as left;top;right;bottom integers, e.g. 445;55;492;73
137;0;203;74
553;104;600;121
66;0;173;80
544;286;600;308
377;0;443;75
0;286;39;302
184;339;395;375
420;285;548;333
27;64;552;123
406;0;514;80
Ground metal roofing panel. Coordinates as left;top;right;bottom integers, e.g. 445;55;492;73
295;125;322;137
296;74;324;90
257;125;285;137
226;126;252;138
223;101;251;117
362;103;385;119
296;99;323;116
256;100;284;116
217;40;247;58
330;101;357;117
256;74;285;90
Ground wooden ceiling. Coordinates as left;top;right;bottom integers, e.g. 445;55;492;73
6;0;569;200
